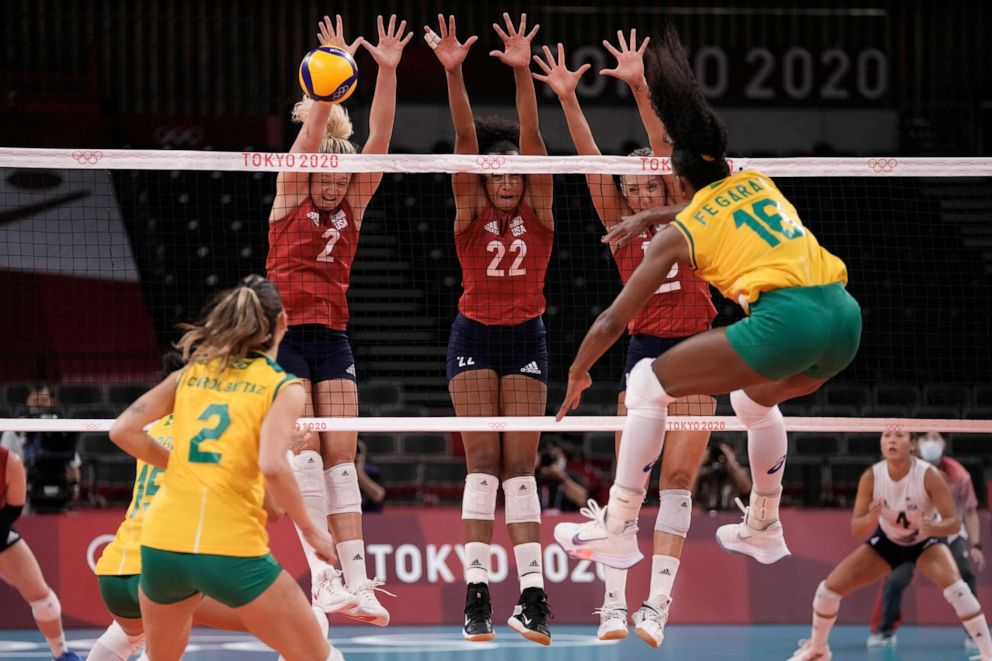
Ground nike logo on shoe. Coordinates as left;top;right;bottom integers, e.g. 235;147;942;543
521;614;533;626
571;532;608;545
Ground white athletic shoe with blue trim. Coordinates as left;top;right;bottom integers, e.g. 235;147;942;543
554;500;643;569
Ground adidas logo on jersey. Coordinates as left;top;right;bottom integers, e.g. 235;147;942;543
520;361;541;375
346;364;357;377
484;220;500;235
306;211;320;226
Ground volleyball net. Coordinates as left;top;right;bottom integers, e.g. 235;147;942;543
1;149;991;506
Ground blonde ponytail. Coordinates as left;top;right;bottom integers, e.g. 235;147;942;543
175;275;284;370
291;96;357;154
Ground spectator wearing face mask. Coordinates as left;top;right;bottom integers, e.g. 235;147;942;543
867;431;985;649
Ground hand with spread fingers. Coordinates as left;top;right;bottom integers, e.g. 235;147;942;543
424;14;479;72
317;14;364;55
362;14;413;71
532;43;590;99
490;12;540;69
600;28;651;89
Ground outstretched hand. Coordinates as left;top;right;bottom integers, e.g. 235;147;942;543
490;12;539;69
424;14;478;71
362;15;412;70
556;371;592;421
532;43;590;98
317;14;364;56
600;29;650;88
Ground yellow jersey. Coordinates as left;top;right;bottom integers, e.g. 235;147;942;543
94;415;174;576
141;353;298;557
672;170;848;309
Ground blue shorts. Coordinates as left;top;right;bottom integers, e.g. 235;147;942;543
277;324;356;383
620;334;693;392
866;526;948;569
446;314;548;383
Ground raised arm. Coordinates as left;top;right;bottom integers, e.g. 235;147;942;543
557;227;690;419
345;15;411;214
270;15;364;222
491;13;552;224
533;43;627;226
426;15;485;226
602;30;670;157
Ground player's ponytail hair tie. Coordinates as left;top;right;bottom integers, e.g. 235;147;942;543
700;153;715;162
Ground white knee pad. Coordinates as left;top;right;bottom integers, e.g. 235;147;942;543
624;359;673;419
324;463;362;515
813;581;841;617
730;390;783;429
503;476;541;525
293;451;325;495
462;473;499;521
29;590;61;622
655;489;692;537
944;579;981;618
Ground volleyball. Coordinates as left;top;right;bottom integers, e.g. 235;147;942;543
298;46;358;103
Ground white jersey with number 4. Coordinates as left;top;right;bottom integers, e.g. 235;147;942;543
873;457;940;546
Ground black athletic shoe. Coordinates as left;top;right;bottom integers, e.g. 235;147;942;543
507;587;553;646
463;582;495;641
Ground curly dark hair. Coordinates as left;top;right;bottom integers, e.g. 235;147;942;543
645;21;730;190
475;115;519;155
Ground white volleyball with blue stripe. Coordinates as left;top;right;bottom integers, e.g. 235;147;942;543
298;46;358;104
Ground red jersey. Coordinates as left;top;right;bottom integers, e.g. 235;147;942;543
612;223;716;337
0;446;8;508
266;198;359;331
455;204;553;326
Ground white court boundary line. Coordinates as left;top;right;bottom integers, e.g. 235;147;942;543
2;416;990;434
2;148;992;176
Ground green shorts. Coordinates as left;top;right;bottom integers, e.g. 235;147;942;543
139;546;282;609
726;283;862;381
98;574;142;619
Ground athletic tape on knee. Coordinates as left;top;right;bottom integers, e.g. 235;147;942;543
623;358;673;419
813;581;841;617
462;473;499;521
503;476;541;525
29;590;61;622
655;489;692;537
944;579;981;618
730;390;783;429
324;463;362;515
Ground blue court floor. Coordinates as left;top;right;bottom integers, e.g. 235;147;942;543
0;625;976;660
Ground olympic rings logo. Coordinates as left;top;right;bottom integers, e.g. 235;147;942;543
83;422;100;431
476;155;506;170
488;422;507;431
883;423;905;432
71;150;104;165
868;158;898;173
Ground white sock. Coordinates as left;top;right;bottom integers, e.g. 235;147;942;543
514;542;544;591
464;542;491;584
648;555;680;605
88;621;141;661
603;565;628;608
614;410;667;490
44;634;66;657
291;451;334;578
963;614;992;656
337;539;369;587
606;484;645;536
87;641;127;661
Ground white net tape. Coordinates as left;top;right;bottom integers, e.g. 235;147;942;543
3;147;992;176
2;416;990;434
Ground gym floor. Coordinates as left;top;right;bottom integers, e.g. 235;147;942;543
0;625;976;660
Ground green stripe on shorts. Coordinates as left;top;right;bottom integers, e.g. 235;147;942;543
725;283;862;381
140;546;282;609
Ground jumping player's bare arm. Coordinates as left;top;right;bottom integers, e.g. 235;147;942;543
428;14;485;229
270;15;363;223
347;14;412;214
558;228;690;419
492;13;553;227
